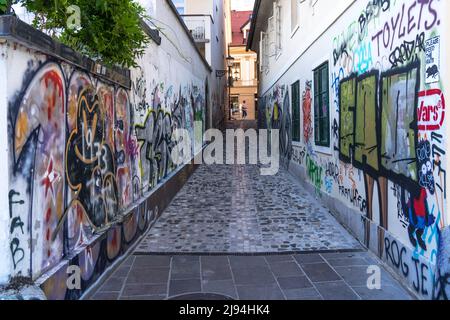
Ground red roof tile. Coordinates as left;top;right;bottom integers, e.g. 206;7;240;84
231;10;253;46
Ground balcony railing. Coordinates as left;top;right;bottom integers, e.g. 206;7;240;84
182;16;211;43
232;79;258;87
190;25;206;42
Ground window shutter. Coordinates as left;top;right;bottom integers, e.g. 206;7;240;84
291;0;297;30
274;1;282;54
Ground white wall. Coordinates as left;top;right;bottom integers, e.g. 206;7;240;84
258;0;355;95
186;0;213;16
209;0;228;127
232;51;257;82
0;47;11;284
151;1;210;82
0;0;213;288
181;0;228;127
257;0;449;299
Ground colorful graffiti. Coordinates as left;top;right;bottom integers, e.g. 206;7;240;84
7;54;204;296
306;154;323;195
302;81;313;145
10;63;66;278
262;85;292;165
333;0;446;300
281;0;447;299
384;236;434;297
132;81;202;192
66;86;119;229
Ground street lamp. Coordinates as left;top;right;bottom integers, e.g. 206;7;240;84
226;54;235;68
226;55;235;121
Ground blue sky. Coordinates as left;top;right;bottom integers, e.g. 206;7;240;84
231;0;255;11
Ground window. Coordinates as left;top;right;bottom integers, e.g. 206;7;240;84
172;0;185;14
274;1;282;54
291;81;301;142
314;62;330;147
232;62;241;80
231;96;239;115
291;0;300;31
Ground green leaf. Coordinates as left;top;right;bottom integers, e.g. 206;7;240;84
16;0;149;68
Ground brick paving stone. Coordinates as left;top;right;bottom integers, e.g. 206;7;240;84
87;253;415;301
283;287;322;300
268;261;304;277
169;279;202;297
201;280;238;299
351;285;413;300
277;276;313;290
236;284;285;300
301;263;342;282
314;281;360;300
85;144;415;301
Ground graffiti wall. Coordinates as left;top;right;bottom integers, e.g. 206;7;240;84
260;0;448;299
2;22;206;298
131;49;206;194
332;0;447;299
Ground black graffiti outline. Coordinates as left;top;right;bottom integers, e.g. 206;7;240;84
378;61;421;191
359;0;391;41
135;108;175;190
337;61;423;235
8;62;67;273
389;32;425;68
65;87;119;229
8;190;26;270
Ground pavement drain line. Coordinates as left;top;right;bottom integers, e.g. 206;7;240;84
132;248;367;257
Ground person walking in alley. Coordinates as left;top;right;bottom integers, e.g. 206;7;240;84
242;100;248;119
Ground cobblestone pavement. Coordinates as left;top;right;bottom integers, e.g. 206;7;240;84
88;252;415;300
135;164;362;254
87;153;416;300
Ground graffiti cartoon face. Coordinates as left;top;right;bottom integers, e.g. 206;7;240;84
74;90;105;162
416;140;435;195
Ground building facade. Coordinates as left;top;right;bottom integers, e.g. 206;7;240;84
229;10;258;121
248;0;450;299
0;0;217;299
177;0;229;128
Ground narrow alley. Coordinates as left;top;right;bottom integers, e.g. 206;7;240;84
86;122;414;300
0;0;449;306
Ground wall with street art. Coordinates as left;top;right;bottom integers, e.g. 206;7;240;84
260;0;449;299
131;50;206;196
0;11;209;298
